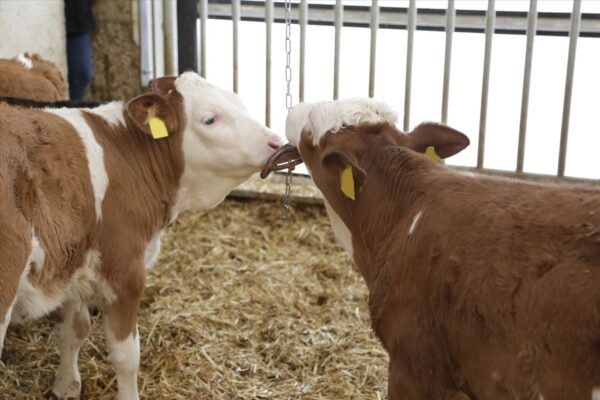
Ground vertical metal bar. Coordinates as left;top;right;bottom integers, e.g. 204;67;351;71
140;0;154;86
404;0;416;131
163;0;178;76
152;0;165;78
299;0;308;102
177;0;198;73
477;0;495;169
516;0;538;173
557;0;582;177
368;0;379;98
441;0;455;124
199;0;208;77
232;0;240;92
265;0;273;127
333;0;343;100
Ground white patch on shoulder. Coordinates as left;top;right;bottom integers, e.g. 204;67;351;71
45;108;109;221
85;101;126;128
305;98;398;145
324;200;354;259
15;53;33;69
408;210;423;236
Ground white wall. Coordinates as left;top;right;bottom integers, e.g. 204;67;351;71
0;0;67;78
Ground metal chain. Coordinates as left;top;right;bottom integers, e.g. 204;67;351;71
283;0;294;219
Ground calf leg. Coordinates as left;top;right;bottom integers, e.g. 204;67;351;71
52;301;91;399
0;297;17;359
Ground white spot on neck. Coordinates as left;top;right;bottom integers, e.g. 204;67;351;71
44;108;109;221
15;53;33;69
85;101;126;128
408;210;423;236
324;200;354;259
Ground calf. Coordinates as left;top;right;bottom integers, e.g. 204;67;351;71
0;72;283;399
263;99;600;400
0;53;69;102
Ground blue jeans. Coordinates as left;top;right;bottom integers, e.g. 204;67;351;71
67;33;93;101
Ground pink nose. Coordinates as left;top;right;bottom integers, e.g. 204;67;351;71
268;141;283;150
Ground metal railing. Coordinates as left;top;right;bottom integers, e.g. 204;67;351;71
140;0;599;183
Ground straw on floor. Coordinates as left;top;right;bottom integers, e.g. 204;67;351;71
0;198;388;399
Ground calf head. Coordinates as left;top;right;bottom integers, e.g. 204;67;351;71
127;72;284;209
262;98;469;205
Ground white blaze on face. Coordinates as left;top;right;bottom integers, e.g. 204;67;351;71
285;98;398;147
173;72;284;210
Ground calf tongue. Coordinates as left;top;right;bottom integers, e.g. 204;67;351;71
260;143;303;178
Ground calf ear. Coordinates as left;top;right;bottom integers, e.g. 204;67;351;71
149;76;177;96
321;147;367;201
406;122;470;159
126;93;176;137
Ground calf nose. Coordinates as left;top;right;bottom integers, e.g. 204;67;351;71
268;141;282;150
267;135;285;150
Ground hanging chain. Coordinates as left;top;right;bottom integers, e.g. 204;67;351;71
283;0;294;219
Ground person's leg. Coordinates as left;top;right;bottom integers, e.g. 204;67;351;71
66;33;93;101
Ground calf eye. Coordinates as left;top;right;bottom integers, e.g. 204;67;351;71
202;116;216;125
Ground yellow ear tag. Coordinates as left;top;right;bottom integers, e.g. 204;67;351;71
340;164;356;200
425;146;441;163
147;109;169;139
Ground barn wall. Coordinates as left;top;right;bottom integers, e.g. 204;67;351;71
0;0;68;78
88;0;141;101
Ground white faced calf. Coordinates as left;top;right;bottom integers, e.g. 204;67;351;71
0;72;283;400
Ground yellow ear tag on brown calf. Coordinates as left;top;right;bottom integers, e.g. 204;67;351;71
147;109;169;139
425;146;441;163
340;164;356;200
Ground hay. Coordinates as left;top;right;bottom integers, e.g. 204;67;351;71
0;198;388;399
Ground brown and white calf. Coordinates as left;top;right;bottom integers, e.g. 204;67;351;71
265;99;600;400
0;72;283;399
0;53;68;102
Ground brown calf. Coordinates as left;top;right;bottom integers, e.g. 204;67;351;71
0;53;68;102
265;99;600;400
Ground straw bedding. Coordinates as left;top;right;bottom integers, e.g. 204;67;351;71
0;198;388;399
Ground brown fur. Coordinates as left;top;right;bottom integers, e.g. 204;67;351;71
0;53;68;102
300;123;600;400
0;85;185;341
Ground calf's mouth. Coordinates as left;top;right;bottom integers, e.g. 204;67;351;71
260;143;303;178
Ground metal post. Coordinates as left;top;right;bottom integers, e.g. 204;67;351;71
232;0;240;93
177;0;198;73
299;0;308;102
152;0;165;78
557;0;582;177
140;0;154;86
265;0;273;127
404;0;416;131
441;0;455;124
477;0;495;169
199;0;208;77
333;0;343;100
368;0;379;98
163;0;178;76
516;0;538;173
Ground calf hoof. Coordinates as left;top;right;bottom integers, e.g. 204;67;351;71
51;379;82;399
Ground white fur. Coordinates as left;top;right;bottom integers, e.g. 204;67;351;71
0;297;17;357
52;302;87;398
45;108;109;221
285;98;398;146
174;72;284;211
408;210;423;236
144;232;162;269
592;388;600;400
105;325;140;400
324;200;354;259
15;53;33;69
86;101;126;128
